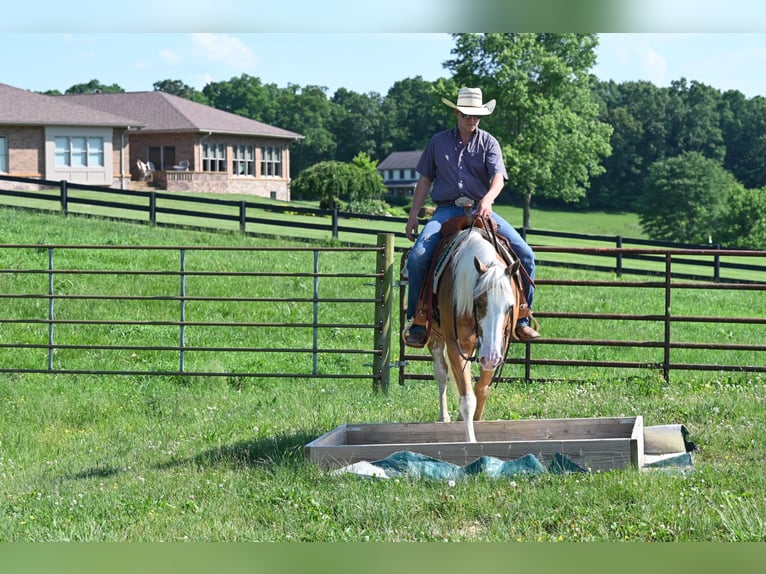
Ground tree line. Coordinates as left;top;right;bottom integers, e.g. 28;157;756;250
47;34;766;248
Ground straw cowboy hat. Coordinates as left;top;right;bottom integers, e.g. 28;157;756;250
441;87;496;116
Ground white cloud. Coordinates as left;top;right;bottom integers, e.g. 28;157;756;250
190;33;258;68
638;47;668;85
160;49;181;65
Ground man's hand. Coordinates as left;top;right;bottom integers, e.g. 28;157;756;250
405;215;419;241
475;196;494;219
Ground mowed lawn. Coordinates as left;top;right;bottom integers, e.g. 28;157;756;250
0;207;764;543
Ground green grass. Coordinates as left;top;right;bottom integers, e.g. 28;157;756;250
6;187;763;286
1;186;647;249
1;207;765;542
2;373;764;541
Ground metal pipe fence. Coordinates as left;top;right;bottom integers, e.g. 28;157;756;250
0;238;396;392
398;246;766;385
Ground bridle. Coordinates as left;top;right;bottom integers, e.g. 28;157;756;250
451;216;515;385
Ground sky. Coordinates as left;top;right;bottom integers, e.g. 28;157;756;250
5;32;766;99
4;1;766;99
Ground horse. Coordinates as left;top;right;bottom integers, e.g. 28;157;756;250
426;222;522;443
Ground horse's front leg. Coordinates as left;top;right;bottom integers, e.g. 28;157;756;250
473;369;494;421
445;338;477;442
428;338;451;423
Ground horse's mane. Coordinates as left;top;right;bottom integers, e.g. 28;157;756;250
450;231;516;318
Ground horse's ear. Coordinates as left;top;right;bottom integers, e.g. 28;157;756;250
474;255;489;274
505;259;521;281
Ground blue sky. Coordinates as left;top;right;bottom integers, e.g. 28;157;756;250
5;33;766;99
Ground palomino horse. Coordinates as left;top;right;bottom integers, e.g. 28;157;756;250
427;222;521;443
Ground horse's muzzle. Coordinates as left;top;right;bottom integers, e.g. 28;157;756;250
479;350;503;371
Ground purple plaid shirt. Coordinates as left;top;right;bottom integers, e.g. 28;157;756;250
416;127;508;203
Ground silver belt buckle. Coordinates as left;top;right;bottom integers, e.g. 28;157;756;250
455;196;474;214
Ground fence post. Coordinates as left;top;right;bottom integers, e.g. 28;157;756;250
663;253;672;383
47;247;55;371
60;180;68;216
373;233;394;393
313;250;320;375
713;244;721;282
149;192;157;226
616;235;623;278
332;208;339;240
239;201;247;233
179;248;187;373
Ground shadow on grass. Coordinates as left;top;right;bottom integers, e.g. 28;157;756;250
71;429;324;480
156;428;321;472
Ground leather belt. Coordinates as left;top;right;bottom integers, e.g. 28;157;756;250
436;197;475;208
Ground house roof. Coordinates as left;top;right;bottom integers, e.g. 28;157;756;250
62;91;304;141
377;150;423;171
0;83;142;127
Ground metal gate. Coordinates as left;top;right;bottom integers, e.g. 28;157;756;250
397;246;766;384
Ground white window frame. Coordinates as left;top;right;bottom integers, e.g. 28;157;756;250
54;136;104;168
232;144;254;176
202;143;227;172
261;146;282;177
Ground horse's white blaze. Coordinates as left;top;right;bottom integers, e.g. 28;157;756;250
478;287;508;370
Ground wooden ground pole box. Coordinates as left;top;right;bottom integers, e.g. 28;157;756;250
305;416;644;472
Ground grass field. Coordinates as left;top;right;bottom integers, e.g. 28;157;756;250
1;207;764;542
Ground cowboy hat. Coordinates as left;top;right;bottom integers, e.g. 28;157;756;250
441;87;496;116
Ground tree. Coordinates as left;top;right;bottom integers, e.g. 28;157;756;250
717;186;766;249
277;84;339;175
639;152;742;244
64;79;124;94
380;76;456;155
445;33;613;228
153;79;208;104
329;88;385;162
290;155;386;211
721;93;766;189
589;80;671;211
201;74;281;121
665;79;725;162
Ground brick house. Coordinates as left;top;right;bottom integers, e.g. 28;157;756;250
0;82;137;189
377;150;423;199
0;82;304;200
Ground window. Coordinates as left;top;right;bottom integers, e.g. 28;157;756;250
54;136;104;167
0;136;7;173
261;146;282;177
202;143;226;172
232;145;254;176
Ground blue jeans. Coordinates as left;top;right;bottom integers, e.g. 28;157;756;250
405;204;535;327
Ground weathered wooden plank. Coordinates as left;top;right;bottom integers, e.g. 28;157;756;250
305;416;644;471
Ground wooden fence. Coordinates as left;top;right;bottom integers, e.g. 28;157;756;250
2;174;766;284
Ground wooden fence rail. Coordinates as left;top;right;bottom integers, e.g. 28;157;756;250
2;174;766;284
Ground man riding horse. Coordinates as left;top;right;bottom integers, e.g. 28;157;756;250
403;87;539;347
